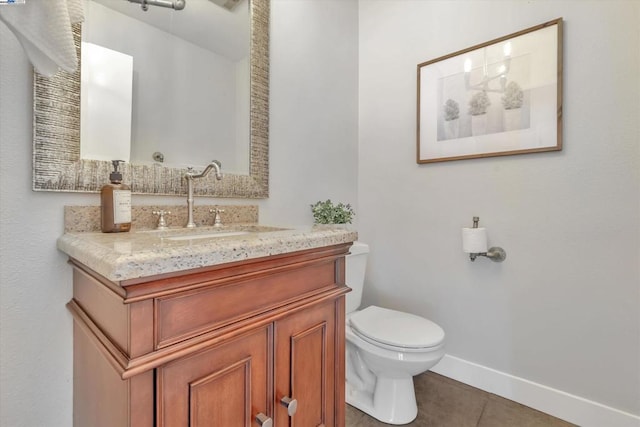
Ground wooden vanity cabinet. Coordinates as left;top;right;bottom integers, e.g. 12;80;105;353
67;243;350;427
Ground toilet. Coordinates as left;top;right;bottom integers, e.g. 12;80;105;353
345;242;445;425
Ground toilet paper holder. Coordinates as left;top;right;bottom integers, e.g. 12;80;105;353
466;217;506;262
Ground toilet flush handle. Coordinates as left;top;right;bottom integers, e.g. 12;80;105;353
280;396;298;416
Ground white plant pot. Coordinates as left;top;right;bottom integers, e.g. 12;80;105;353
503;108;522;131
444;118;459;140
471;114;487;136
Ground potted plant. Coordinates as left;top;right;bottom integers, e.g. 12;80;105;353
310;199;355;224
501;81;524;131
443;99;460;139
468;91;491;135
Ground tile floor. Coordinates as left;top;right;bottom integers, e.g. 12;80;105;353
345;372;576;427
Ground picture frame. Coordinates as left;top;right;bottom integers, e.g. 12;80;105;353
417;18;563;164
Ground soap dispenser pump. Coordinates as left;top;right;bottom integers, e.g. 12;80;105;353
101;160;132;233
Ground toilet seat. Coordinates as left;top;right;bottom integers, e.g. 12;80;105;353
349;306;444;351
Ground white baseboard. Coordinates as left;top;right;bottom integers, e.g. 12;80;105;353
430;354;640;427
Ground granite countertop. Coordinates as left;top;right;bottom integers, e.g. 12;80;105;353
57;224;358;282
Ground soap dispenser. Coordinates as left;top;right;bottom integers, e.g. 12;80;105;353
101;160;132;233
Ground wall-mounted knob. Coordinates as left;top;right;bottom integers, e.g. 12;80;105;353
280;396;298;416
255;413;272;427
152;151;164;163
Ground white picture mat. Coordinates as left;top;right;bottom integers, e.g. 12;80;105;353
418;24;559;161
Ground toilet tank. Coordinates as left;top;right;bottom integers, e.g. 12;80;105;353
345;241;369;314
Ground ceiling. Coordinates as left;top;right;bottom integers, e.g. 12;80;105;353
90;0;249;60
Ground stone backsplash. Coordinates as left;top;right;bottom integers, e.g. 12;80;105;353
64;205;259;232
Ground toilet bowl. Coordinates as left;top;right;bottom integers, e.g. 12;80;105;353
345;242;445;425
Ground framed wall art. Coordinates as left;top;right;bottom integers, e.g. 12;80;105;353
417;18;563;163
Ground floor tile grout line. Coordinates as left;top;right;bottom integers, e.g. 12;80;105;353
475;399;489;427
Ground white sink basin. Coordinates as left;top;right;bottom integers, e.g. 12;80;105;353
165;231;251;241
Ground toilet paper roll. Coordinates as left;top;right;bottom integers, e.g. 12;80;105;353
462;227;488;253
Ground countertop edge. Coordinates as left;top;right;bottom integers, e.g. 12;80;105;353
57;226;358;282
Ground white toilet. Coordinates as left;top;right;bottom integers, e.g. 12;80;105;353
345;242;445;425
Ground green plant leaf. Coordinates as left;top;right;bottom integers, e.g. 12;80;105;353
310;199;355;224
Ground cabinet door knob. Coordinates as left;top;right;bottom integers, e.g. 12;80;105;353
255;413;273;427
280;396;298;416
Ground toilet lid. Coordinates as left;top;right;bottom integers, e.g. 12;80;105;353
349;306;445;349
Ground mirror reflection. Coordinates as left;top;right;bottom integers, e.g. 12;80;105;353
32;0;269;198
83;0;250;174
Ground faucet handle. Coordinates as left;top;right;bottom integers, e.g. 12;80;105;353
153;210;171;230
209;208;225;227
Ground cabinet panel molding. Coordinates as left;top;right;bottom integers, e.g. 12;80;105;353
157;327;270;427
67;243;352;426
275;301;337;427
155;260;337;348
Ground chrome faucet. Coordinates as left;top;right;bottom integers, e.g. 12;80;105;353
184;160;223;228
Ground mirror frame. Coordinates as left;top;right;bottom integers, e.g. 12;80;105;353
33;0;269;198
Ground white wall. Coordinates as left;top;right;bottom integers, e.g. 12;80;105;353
358;0;639;421
261;0;359;225
0;1;358;425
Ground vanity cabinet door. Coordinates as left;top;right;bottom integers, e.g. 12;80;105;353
157;326;272;427
275;300;340;427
